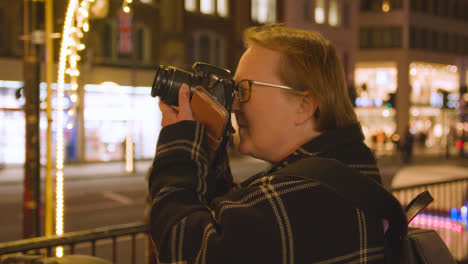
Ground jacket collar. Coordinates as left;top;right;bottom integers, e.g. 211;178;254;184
238;123;366;186
265;123;365;174
299;123;365;155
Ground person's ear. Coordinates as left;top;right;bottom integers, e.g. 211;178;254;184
295;94;318;125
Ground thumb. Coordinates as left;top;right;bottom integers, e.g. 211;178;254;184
178;84;194;120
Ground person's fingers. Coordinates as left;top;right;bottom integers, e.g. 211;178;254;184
158;101;177;127
158;100;176;115
178;84;194;120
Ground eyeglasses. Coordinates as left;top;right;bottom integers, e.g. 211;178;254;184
235;79;296;103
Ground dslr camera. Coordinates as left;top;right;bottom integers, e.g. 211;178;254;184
151;62;236;159
151;62;236;111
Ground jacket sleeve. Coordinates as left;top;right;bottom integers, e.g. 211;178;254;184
148;120;251;263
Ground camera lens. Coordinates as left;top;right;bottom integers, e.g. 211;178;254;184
151;66;197;106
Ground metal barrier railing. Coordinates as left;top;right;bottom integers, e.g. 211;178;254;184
1;178;467;262
0;222;149;264
392;178;468;212
391;177;468;261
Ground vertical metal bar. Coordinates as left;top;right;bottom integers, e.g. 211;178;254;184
132;234;136;264
23;0;42;240
44;0;54;239
47;247;52;257
70;243;75;254
112;236;117;263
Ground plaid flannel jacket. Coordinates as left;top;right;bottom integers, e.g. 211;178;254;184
148;121;385;264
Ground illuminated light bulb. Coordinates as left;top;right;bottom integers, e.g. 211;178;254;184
68;109;75;116
67;123;73;129
78;44;85;50
70;94;78;102
126;0;133;3
123;6;130;13
381;1;390;12
81;1;87;7
57;247;64;257
83;22;89;32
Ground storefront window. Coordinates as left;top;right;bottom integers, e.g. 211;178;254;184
354;64;398;156
84;84;161;162
0;81;76;164
355;65;397;102
409;106;459;155
409;62;459;105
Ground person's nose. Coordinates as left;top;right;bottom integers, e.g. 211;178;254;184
232;93;241;114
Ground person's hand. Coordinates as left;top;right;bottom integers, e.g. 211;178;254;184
158;84;194;127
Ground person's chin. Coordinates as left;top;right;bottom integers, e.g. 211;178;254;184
237;140;252;156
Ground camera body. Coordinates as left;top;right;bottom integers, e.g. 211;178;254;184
151;62;236;112
151;62;235;157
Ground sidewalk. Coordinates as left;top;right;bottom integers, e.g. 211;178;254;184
0;155;269;185
0;154;466;188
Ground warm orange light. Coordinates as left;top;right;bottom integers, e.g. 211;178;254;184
382;1;390;12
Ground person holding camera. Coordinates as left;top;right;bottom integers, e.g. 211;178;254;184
148;24;385;263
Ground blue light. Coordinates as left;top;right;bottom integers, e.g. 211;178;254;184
451;208;458;221
375;98;383;107
461;206;468;223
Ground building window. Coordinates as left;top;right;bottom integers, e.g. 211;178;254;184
343;2;350;29
420;0;428;13
252;0;276;24
134;25;151;64
360;28;370;49
328;0;339;26
410;0;418;11
217;0;229;17
360;27;402;49
463;37;468;55
185;0;197;12
201;0;215;14
199;34;211;62
409;26;416;49
314;0;325;24
102;22;114;59
431;0;438;15
188;32;226;67
361;0;402;11
390;27;401;48
303;0;310;20
441;32;449;52
431;30;438;50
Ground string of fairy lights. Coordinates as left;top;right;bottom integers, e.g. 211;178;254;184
55;0;133;257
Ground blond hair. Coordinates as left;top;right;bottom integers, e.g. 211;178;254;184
243;24;358;131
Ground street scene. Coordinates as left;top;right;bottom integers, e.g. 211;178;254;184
1;0;468;263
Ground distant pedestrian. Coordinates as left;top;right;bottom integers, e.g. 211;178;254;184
402;127;414;163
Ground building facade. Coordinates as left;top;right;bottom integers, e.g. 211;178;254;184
0;0;285;164
357;0;468;156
